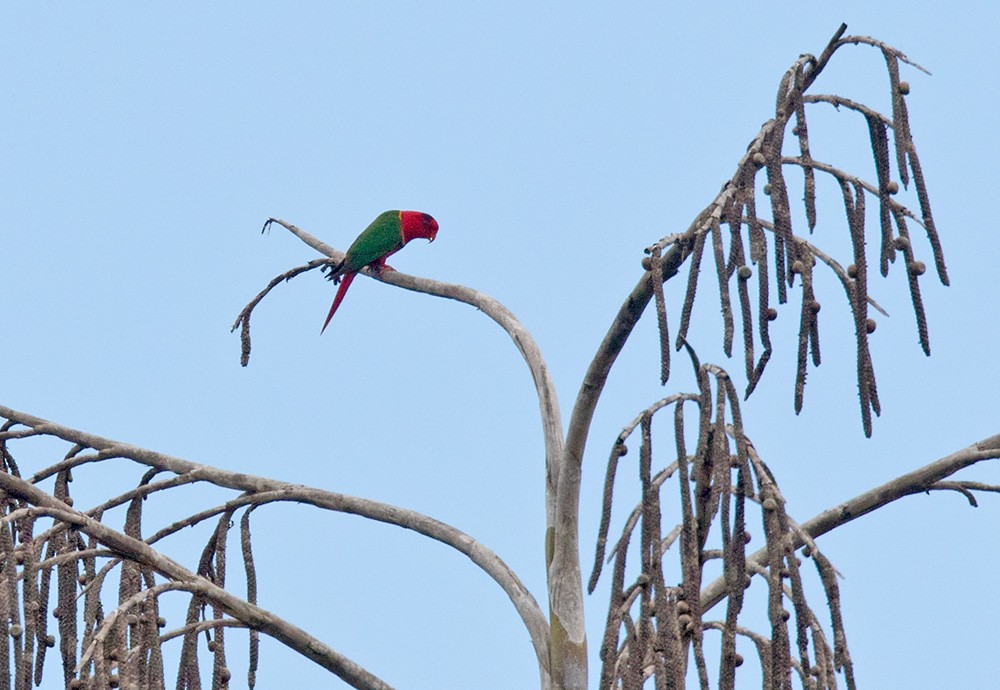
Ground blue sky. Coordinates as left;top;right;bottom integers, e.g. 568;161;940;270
2;3;999;688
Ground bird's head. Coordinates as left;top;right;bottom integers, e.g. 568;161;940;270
400;211;439;243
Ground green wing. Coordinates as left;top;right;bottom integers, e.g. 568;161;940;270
343;210;404;272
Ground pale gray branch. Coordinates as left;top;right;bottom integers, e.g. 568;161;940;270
0;404;551;682
257;218;564;686
0;471;393;690
700;431;1000;613
261;218;564;533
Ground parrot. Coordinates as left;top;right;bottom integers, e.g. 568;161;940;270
320;210;439;334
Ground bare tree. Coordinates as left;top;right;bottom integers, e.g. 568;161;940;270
1;23;997;690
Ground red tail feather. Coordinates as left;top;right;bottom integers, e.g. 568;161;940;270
320;272;356;334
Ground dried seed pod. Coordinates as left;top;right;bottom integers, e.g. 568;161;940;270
766;307;778;321
866;318;877;334
780;608;791;621
641;256;653;271
734;654;744;667
45;634;55;648
809;300;821;313
763;183;772;196
9;624;22;638
753;152;766;166
790;260;804;274
737;265;753;280
908;260;926;275
677;600;691;615
762;498;777;511
898;81;910;95
887;181;900;195
63;496;74;506
109;674;120;688
157;616;167;628
743;531;752;544
847;264;858;278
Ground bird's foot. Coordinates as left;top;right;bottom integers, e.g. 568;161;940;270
322;259;345;282
371;259;396;274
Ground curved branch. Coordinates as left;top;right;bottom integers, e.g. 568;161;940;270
928;480;1000;507
780;156;927;230
558;32;858;504
837;35;931;75
28;449;120;484
564;238;694;512
744;216;890;318
242;219;562;686
158;617;250;646
245;219;564;530
803;93;894;125
700;431;1000;613
0;472;393;690
78;581;191;672
0;405;551;679
230;257;330;365
155;487;555;671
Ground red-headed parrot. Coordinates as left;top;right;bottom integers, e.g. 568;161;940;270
320;210;439;334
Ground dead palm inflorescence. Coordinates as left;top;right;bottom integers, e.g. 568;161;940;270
586;23;950;690
589;359;853;689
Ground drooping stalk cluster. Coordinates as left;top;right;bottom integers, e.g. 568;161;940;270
592;24;954;689
590;364;854;689
644;25;947;436
0;418;264;689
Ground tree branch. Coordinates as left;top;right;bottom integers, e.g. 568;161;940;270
700;431;1000;613
243;219;564;539
0;405;551;682
0;471;394;690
